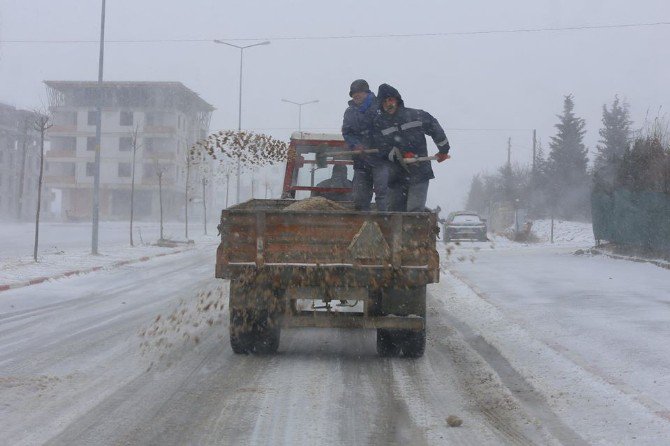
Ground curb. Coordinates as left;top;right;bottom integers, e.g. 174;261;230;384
588;248;670;271
0;248;191;294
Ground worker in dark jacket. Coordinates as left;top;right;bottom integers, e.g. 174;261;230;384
341;79;392;211
310;164;354;202
373;83;450;212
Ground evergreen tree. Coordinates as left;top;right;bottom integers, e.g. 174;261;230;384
465;174;487;214
529;141;549;217
594;96;632;191
547;95;590;219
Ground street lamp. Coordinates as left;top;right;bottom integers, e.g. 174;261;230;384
213;39;270;204
281;98;319;132
92;0;106;255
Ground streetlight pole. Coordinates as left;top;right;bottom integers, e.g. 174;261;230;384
92;0;106;255
213;39;270;204
281;98;319;132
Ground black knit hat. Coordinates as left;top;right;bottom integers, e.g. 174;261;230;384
377;83;404;106
349;79;370;97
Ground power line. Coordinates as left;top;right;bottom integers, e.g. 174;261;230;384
215;127;535;132
1;21;669;44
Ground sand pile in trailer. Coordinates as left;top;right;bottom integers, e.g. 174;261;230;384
283;196;347;211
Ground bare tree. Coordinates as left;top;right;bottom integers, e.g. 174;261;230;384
152;158;170;241
32;110;52;261
184;149;191;240
129;123;142;246
202;177;208;235
222;162;233;208
263;175;274;199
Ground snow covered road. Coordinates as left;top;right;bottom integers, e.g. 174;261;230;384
446;241;670;445
1;234;669;445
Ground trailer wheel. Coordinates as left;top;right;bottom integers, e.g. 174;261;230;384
229;309;281;354
398;329;426;358
252;312;281;354
228;278;282;355
376;329;401;357
229;309;255;354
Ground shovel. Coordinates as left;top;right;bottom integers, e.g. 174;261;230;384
315;148;379;168
389;147;447;171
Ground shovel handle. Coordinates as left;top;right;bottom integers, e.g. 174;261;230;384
324;149;379;157
403;155;438;164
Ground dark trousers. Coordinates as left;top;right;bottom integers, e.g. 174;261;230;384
389;180;429;212
353;161;391;211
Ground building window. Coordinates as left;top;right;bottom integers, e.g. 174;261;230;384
86;162;95;177
143;163;171;179
87;111;98;126
145;111;173;127
46;161;75;176
119;136;132;152
120;111;133;126
50;136;77;152
53;111;77;126
118;162;131;178
144;137;174;153
87;137;97;151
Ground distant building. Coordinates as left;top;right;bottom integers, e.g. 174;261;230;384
44;81;214;221
0;102;41;221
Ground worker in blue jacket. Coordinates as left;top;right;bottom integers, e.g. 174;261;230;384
373;83;451;212
341;79;392;211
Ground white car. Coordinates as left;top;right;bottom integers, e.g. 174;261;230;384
444;212;488;242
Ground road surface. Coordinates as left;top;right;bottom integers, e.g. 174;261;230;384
1;241;668;445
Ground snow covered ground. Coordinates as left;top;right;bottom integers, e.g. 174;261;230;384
0;221;218;288
488;219;595;248
1;218;669;444
442;220;670;445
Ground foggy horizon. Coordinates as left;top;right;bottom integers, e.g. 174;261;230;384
2;0;669;211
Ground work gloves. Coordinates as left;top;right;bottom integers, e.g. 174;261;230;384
436;152;450;162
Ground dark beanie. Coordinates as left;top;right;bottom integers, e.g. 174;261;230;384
349;79;370;97
377;83;404;106
332;164;348;177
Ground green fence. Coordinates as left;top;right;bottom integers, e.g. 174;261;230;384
592;189;670;251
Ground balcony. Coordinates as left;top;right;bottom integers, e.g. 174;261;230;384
142;151;175;160
49;125;77;133
142;176;176;186
44;175;76;185
46;149;76;158
144;125;175;134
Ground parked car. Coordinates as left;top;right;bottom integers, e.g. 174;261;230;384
444;212;488;242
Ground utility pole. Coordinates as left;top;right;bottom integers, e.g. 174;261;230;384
185;152;190;240
507;137;511;167
281;99;319;132
213;39;270;204
17;117;29;219
224;169;230;209
532;129;537;172
129;124;139;247
91;0;106;255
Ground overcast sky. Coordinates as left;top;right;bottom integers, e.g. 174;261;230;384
1;0;669;211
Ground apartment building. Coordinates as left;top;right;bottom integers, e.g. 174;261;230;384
44;81;213;221
0;102;41;221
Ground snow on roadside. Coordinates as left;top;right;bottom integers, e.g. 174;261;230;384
529;219;595;246
0;221;218;287
438;219;595;270
436;272;670;445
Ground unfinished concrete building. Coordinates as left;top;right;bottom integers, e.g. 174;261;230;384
44;81;213;221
